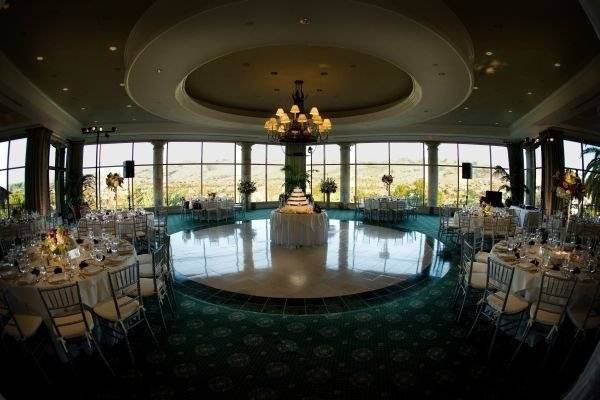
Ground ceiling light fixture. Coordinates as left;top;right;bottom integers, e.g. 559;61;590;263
299;17;310;25
463;106;469;110
36;56;44;61
508;110;513;113
527;91;533;95
473;86;479;90
156;67;162;74
554;62;561;67
126;104;132;108
108;46;117;51
81;107;86;110
119;82;125;87
265;80;331;144
62;87;69;92
485;51;493;56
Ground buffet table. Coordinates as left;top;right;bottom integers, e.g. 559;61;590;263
270;210;328;247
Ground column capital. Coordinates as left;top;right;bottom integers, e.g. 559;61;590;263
239;142;254;150
338;143;352;150
425;141;440;149
151;140;166;148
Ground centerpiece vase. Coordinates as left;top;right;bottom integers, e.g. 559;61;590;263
244;193;250;211
326;192;331;209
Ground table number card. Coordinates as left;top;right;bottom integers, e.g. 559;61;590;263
68;248;80;259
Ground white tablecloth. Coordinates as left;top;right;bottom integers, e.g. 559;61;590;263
489;243;598;309
270;210;328;247
509;206;541;227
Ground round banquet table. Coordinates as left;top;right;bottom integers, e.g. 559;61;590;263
0;240;138;360
270;210;328;247
489;241;599;311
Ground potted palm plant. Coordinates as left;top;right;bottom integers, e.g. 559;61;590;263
492;165;529;207
281;165;311;193
320;178;337;209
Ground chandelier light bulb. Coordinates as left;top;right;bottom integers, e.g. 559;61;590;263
275;108;285;117
298;113;308;123
309;107;319;116
290;104;300;114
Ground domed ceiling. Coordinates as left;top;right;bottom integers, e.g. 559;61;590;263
184;45;414;118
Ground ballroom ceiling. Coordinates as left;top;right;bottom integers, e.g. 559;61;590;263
0;0;598;139
184;45;414;118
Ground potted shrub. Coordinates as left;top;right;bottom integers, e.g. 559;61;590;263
237;179;257;211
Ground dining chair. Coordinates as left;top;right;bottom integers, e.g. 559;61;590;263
93;262;158;364
467;258;529;358
38;282;114;375
561;279;600;370
511;271;577;364
454;238;488;323
134;213;149;251
136;243;174;332
204;201;220;222
437;205;458;245
0;290;48;382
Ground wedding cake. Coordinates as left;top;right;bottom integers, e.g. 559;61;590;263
279;187;312;214
286;187;309;206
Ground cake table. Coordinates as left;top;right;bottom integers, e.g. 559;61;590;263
270;187;329;247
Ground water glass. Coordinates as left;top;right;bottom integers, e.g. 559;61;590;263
507;237;515;252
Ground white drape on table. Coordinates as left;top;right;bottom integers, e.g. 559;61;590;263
270;210;328;247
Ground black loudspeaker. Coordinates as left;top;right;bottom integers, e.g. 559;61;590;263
461;162;472;179
123;160;135;178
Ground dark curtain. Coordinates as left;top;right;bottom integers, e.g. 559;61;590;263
540;129;564;214
65;140;84;207
507;142;524;206
24;127;51;215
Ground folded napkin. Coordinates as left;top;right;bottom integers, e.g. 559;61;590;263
47;272;69;284
495;252;516;262
80;264;103;275
17;273;37;286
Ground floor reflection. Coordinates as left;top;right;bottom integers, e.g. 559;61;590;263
172;220;450;298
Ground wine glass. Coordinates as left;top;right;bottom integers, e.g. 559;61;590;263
94;248;104;263
507;237;515;252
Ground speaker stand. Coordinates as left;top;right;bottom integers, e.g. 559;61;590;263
127;177;132;210
465;178;470;206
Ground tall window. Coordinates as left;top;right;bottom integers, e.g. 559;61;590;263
0;138;27;213
307;144;344;202
251;144;285;202
564;139;599;208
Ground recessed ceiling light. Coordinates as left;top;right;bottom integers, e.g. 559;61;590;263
81;107;86;110
495;122;500;125
527;91;533;95
62;87;69;92
485;51;493;56
156;67;162;74
132;118;137;121
463;106;469;110
119;82;125;87
299;17;310;25
108;46;117;51
554;62;561;67
93;120;98;123
508;110;513;113
458;120;463;123
126;104;132;108
473;86;479;90
36;56;44;61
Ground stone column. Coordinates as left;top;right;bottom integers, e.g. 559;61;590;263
525;146;536;206
152;141;165;208
426;142;439;208
25;126;52;215
284;143;306;192
339;143;351;208
240;143;252;181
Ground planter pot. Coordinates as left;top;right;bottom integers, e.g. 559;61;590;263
326;193;331;209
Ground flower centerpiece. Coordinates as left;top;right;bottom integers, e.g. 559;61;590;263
381;174;394;195
237;179;257;210
480;201;493;217
105;172;124;210
320;178;337;208
207;192;217;200
553;169;586;217
40;226;76;256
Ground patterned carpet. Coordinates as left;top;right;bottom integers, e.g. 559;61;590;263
1;210;592;399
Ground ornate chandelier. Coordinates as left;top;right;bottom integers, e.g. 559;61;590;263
264;80;332;144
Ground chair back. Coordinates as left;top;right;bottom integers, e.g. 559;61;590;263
458;212;472;233
135;213;148;235
485;258;516;312
460;238;475;278
107;262;142;321
0;290;26;339
523;212;543;233
578;280;600;330
532;272;576;325
151;243;170;293
38;283;91;338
